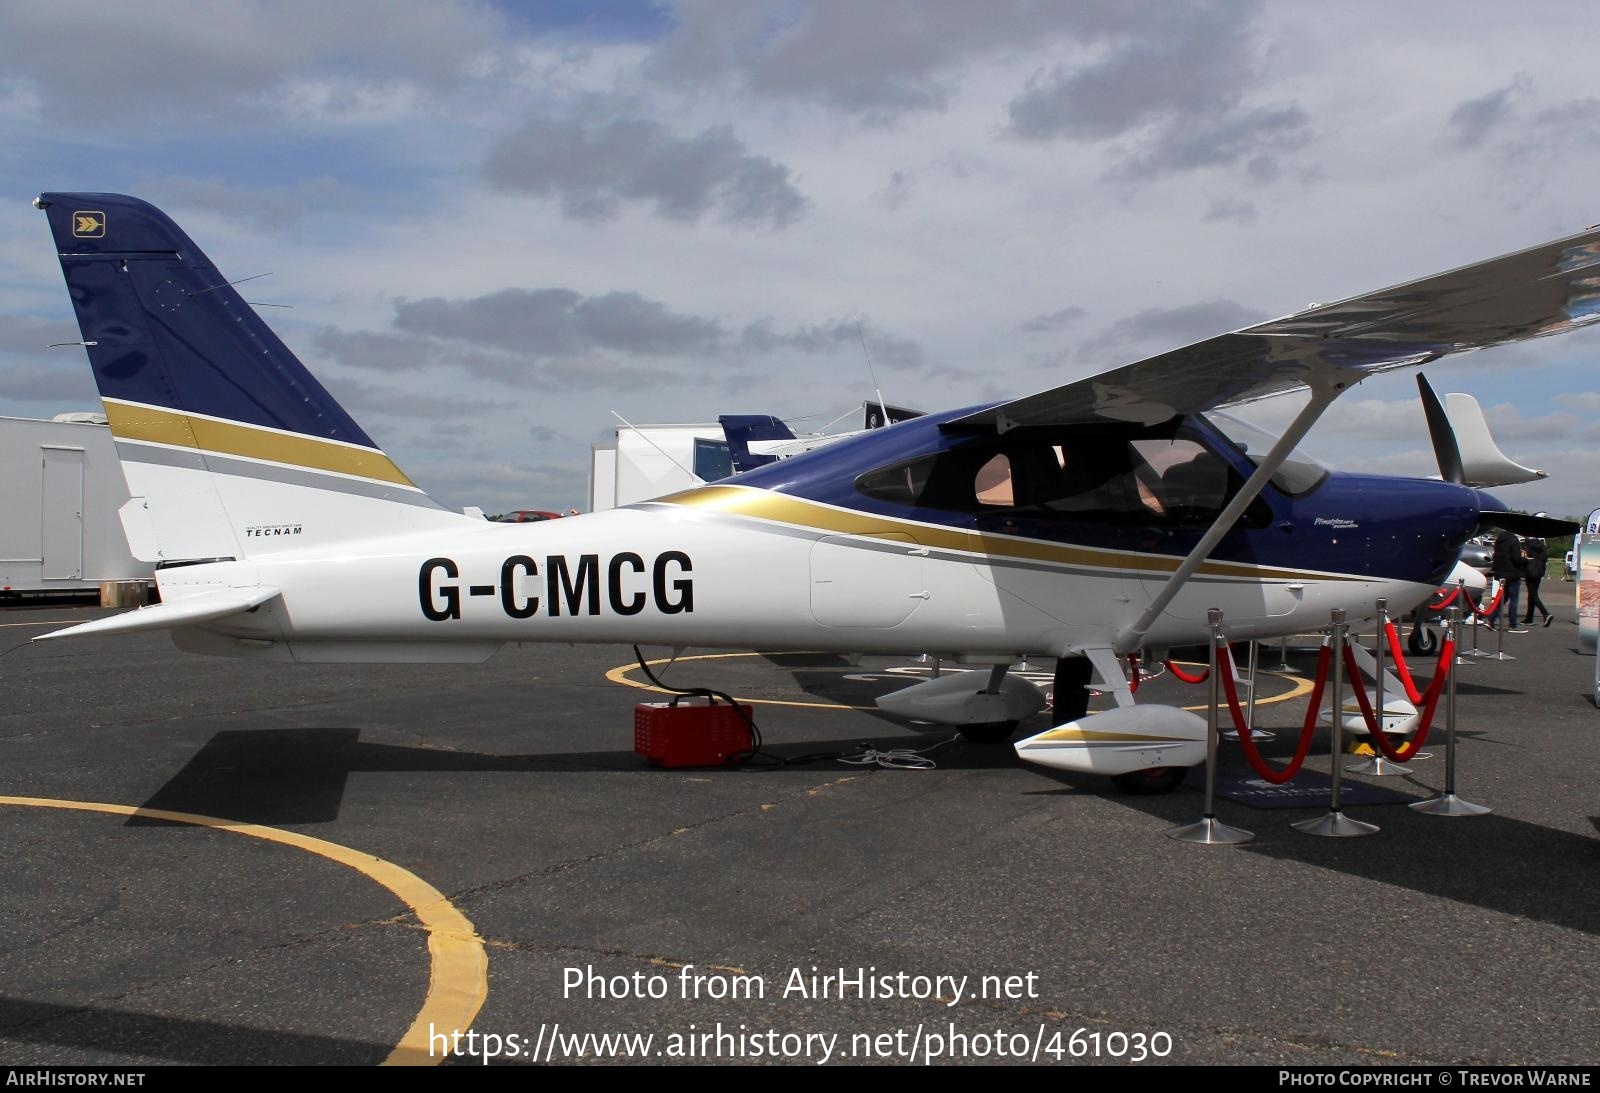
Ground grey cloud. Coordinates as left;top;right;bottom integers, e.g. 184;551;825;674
529;424;561;442
1019;306;1085;334
1475;403;1581;443
1205;197;1258;224
0;362;100;405
541;358;682;390
878;169;916;211
1114;105;1309;181
1555;391;1600;413
411;456;589;513
313;328;434;372
0;1;507;125
740;317;924;369
1080;299;1271;361
394;288;724;358
1450;80;1526;148
485;115;807;229
649;2;1188;120
1003;1;1306;179
152;177;378;231
0;314;79;356
322;376;496;419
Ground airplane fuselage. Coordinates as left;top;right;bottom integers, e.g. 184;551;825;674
166;409;1477;664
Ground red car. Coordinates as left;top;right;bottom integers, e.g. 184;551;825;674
492;510;565;523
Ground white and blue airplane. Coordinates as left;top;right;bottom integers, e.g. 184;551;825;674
27;193;1592;791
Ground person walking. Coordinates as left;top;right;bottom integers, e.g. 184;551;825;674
1491;529;1525;631
1523;527;1552;627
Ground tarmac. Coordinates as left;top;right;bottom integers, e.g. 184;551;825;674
1;598;1597;1067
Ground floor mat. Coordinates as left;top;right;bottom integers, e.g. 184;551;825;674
1184;765;1421;809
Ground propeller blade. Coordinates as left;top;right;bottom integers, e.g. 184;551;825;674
1476;506;1579;539
1418;374;1465;485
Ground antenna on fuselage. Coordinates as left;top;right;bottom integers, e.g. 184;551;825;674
855;318;891;428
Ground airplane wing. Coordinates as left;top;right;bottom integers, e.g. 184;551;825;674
32;587;281;642
952;228;1600;431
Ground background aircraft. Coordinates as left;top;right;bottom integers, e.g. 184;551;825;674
28;192;1594;789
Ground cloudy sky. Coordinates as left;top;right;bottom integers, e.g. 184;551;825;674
2;1;1599;518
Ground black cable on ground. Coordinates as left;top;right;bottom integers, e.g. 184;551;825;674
631;645;963;770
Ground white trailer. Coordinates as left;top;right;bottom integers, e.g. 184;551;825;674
0;415;152;597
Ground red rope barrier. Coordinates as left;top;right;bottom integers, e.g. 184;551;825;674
1430;586;1459;610
1462;584;1504;618
1216;642;1331;784
1166;660;1209;684
1383;620;1425;705
1339;639;1455;762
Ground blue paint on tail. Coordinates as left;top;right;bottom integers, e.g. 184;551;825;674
37;192;377;448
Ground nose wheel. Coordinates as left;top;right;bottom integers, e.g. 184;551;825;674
1407;622;1438;657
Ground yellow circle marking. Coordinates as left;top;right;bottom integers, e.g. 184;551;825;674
607;653;1314;712
0;796;487;1067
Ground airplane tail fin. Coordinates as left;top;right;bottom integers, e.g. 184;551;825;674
35;193;463;564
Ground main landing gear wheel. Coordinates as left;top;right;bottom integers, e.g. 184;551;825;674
1407;623;1438;657
958;720;1020;744
1111;766;1189;795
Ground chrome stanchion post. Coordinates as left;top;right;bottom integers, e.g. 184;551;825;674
1489;592;1517;661
1275;636;1295;673
1460;578;1490;661
1294;608;1380;837
1412;607;1492;816
1349;598;1411;776
1168;609;1254;845
1224;640;1276;742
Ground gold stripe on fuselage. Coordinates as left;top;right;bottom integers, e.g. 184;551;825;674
655;483;1360;584
103;399;416;488
1029;728;1192;744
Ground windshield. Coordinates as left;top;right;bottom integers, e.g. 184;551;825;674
1203;411;1329;496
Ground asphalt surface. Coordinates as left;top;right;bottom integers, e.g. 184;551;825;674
1;599;1597;1067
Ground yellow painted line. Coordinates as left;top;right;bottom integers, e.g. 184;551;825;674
0;796;487;1067
606;652;1315;714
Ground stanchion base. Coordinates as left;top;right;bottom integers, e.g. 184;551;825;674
1459;649;1494;658
1410;793;1492;817
1166;816;1255;844
1345;755;1412;776
1222;728;1278;742
1291;809;1380;837
1486;652;1517;661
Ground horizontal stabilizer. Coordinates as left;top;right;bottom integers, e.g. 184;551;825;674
33;587;280;642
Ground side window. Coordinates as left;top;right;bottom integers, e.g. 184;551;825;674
974;454;1013;507
857;455;935;505
1128;438;1252;525
855;425;1268;528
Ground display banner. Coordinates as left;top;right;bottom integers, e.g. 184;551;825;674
1580;534;1600;657
1587;507;1600;534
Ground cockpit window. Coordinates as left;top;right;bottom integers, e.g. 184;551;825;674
1204;410;1329;496
855;420;1270;527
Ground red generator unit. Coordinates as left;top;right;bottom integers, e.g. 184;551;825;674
634;698;754;768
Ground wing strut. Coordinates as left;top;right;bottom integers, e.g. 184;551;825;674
1113;372;1354;655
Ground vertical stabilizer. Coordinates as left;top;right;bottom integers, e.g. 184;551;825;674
35;193;463;563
